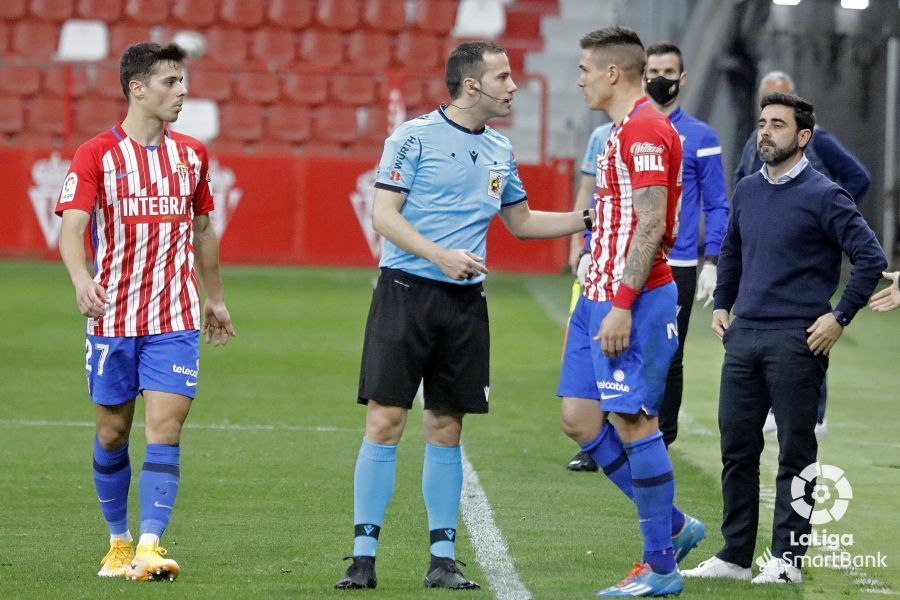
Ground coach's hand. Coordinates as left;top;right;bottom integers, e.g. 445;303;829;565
202;299;236;346
595;307;631;358
711;309;729;340
437;248;489;281
74;274;108;319
806;312;843;356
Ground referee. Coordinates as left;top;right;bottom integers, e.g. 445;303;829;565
335;41;594;591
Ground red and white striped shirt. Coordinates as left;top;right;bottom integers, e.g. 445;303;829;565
584;98;683;302
55;124;214;337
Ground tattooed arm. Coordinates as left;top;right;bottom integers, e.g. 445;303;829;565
595;185;667;358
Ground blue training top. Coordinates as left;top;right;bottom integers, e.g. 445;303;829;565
374;106;527;284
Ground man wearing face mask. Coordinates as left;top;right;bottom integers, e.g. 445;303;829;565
642;41;729;447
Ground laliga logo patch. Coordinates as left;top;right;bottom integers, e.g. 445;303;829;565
487;170;502;199
60;173;77;203
791;462;853;525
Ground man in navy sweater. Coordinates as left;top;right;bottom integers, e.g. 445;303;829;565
682;92;886;585
735;71;871;438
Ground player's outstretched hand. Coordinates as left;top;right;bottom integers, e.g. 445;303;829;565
711;308;729;340
202;299;236;346
695;263;717;308
806;312;843;355
437;249;489;282
74;275;108;319
595;307;631;358
869;271;900;313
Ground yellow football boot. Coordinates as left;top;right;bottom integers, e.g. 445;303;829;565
98;539;134;578
126;541;180;581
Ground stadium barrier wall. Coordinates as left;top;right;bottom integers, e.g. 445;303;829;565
4;147;575;273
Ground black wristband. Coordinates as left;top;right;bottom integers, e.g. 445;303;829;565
582;209;592;229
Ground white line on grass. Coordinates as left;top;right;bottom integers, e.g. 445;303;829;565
415;387;531;599
460;448;532;600
0;418;363;434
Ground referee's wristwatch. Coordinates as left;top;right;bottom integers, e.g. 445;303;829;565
831;309;850;327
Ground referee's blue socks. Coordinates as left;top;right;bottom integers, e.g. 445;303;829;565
352;438;397;557
138;443;180;537
93;436;131;536
422;443;462;559
581;425;686;537
625;431;676;574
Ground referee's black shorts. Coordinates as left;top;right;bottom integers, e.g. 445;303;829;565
358;268;490;414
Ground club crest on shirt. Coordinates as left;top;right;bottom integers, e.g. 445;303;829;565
175;161;189;182
487;170;502;199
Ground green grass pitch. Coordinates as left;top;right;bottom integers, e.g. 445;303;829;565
0;261;897;598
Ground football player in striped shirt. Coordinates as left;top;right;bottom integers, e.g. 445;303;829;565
56;42;235;581
557;27;701;597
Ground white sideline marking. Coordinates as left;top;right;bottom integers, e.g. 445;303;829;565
0;418;363;434
460;448;532;600
415;386;531;599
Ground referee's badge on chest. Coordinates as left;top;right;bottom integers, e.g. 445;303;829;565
487;170;503;199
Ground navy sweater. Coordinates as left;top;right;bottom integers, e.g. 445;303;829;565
714;166;887;329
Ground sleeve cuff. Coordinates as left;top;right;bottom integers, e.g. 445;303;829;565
374;182;409;194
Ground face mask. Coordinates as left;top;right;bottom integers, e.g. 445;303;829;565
645;75;680;106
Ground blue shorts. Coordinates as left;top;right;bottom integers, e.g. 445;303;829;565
84;331;200;406
557;283;678;415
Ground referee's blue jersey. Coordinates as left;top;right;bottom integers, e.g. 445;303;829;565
374;106;527;284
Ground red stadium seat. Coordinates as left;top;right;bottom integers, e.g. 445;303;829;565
207;138;246;155
220;0;263;28
346;31;391;70
122;0;169;24
297;141;343;156
361;0;405;33
394;32;442;70
250;140;296;156
281;72;328;106
0;0;26;20
108;23;151;57
76;0;122;22
267;0;312;30
218;103;264;142
250;28;296;69
73;97;123;138
171;0;217;27
187;69;231;102
423;77;449;107
0;65;42;96
312;106;357;144
265;104;311;143
411;0;457;35
358;106;388;142
12;22;59;60
330;75;376;106
346;141;384;159
92;61;126;100
0;23;8;55
0;96;25;134
235;71;280;105
298;30;343;68
204;27;249;66
4;132;62;148
401;78;425;106
26;97;66;135
42;63;90;98
315;0;361;31
29;0;74;22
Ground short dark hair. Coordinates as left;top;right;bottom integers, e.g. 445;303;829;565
119;42;187;102
445;41;507;100
579;27;645;81
760;92;815;134
646;40;683;73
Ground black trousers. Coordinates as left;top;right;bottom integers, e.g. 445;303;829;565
715;327;827;568
658;265;696;447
